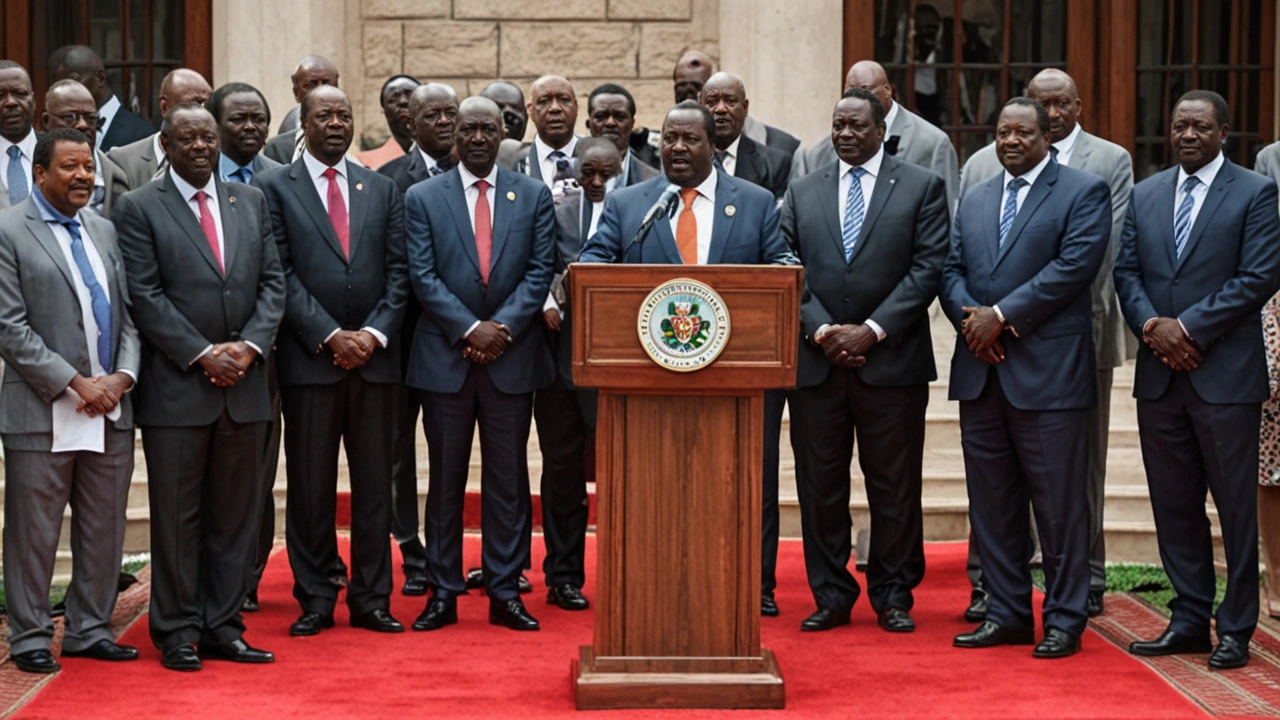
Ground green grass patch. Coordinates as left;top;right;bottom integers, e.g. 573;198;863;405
1029;563;1236;616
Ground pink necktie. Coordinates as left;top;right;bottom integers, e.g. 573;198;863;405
194;191;223;273
323;167;349;258
474;179;492;285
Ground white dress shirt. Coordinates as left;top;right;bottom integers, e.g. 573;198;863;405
97;95;121;150
992;152;1053;329
668;170;717;265
417;147;443;174
1173;151;1224;229
605;152;631;194
1052;123;1083;167
89;149;108;215
458;163;500;337
0;130;36;198
720;135;741;176
824;146;888;341
533;135;579;190
882;100;901;136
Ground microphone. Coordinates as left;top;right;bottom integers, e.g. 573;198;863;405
624;183;681;258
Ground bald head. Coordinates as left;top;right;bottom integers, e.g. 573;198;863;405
159;69;212;115
844;60;894;116
409;84;459;160
1025;68;1081;143
480;81;526;140
700;72;749;149
44;80;100;143
291;55;339;104
674;50;716;103
51;45;110;106
529;75;578;149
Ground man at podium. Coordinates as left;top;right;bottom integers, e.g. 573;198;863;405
578;99;797;615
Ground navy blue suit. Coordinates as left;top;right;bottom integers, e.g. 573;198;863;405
940;158;1111;636
404;166;555;601
1114;159;1280;641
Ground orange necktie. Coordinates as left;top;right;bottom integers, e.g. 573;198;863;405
676;187;699;264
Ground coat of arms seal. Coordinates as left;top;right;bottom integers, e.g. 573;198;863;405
636;278;731;372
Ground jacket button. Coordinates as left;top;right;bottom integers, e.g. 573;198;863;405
844;297;850;303
1173;279;1179;286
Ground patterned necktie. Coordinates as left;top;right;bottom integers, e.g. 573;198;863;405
841;166;867;261
714;149;727;172
474;179;493;284
8;145;27;206
676;187;699;264
427;163;442;178
1174;175;1201;258
323;167;349;258
194;191;224;272
999;177;1028;248
62;219;113;370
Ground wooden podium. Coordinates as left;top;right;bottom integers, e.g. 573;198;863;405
569;264;802;710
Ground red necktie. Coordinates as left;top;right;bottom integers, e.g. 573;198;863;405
323;167;349;258
194;191;223;273
474;179;492;285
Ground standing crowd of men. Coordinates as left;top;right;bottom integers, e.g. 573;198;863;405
0;41;1276;676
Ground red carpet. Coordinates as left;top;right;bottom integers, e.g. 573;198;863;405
15;539;1207;719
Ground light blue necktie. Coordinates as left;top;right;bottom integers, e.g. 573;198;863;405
7;145;27;206
232;167;251;184
999;177;1028;248
1174;176;1201;258
62;219;113;371
841;167;867;261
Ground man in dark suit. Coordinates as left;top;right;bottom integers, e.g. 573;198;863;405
699;72;792;200
1115;90;1280;671
51;45;153;151
40;80;126;219
0;129;141;674
480;81;527;142
515;75;581;197
272;55;340;139
584;83;659;189
404;96;555;632
784;88;949;633
940;98;1111;659
378;82;457;597
0;61;36;211
114;102;284;671
672;51;800;157
106;69;212;191
254;85;408;638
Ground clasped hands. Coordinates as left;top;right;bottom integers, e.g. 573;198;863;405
816;324;877;368
197;341;258;387
960;306;1006;365
463;321;512;365
1143;317;1201;372
327;330;378;371
68;372;133;417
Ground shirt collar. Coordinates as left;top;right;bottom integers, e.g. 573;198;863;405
99;95;121;123
883;100;901;133
152;132;164;160
838;143;885;179
303;149;344;181
31;186;79;225
417;147;441;172
689;168;718;203
1003;151;1053;189
724;134;742;159
1177;151;1226;191
1052;123;1083;159
0;129;37;159
457;162;499;190
218;152;254;182
169;168;218;205
535;135;578;164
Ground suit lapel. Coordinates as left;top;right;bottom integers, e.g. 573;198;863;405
345;160;369;262
994;160;1058;269
489;169;515;273
888;108;911;159
22;202;77;295
706;170;738;265
981;176;1001;269
1177;160;1233;271
848;157;898;265
1066;131;1093;170
215;177;238;275
525;145;542;181
1155;168;1178;268
288;160;348;264
818;166;844;260
442;169;482;275
158;172;224;277
733;137;760;185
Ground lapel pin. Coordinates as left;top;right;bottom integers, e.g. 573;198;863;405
356;182;364;191
228;195;236;204
724;204;736;217
507;191;516;201
889;178;896;185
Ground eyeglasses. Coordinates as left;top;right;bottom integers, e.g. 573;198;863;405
55;112;103;130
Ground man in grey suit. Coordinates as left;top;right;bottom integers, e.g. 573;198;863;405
0;129;141;674
0;61;37;210
584;83;659;189
114;102;284;671
1256;141;1280;182
41;80;127;218
792;61;959;215
956;69;1134;621
106;68;211;191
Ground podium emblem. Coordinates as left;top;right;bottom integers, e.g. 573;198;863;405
637;278;731;372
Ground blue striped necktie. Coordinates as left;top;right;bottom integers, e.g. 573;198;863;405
62;219;113;371
1173;176;1200;258
841;166;867;261
999;177;1028;248
7;145;27;206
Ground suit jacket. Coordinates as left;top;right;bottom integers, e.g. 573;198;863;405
783;154;950;388
733;134;792;200
379;148;454;195
113;172;286;426
96;150;129;218
403;166;556;395
100;105;154;152
578;170;798;265
354;136;406;171
1114;160;1280;404
548;191;594;381
743;114;801;156
792;104;959;215
0;198;141;437
1256;141;1280;184
959;131;1134;369
262;130;301;166
105;133;160;192
253;158;408;386
940;159;1112;410
621;149;660;187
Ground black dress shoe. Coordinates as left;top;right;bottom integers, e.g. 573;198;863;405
11;649;59;674
402;573;428;596
1034;627;1081;658
1208;634;1250;670
1128;629;1212;656
878;607;916;633
489;598;540;630
953;621;1035;648
800;607;850;632
289;611;335;637
62;639;139;661
964;587;989;623
518;573;533;594
547;584;590;610
351;609;404;633
761;595;779;617
198;638;274;664
465;567;485;589
161;644;201;672
412;597;457;631
1086;590;1104;618
242;591;260;613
